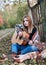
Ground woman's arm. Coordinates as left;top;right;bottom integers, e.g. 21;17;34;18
11;31;17;43
32;30;40;43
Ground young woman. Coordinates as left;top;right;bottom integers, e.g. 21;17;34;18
11;15;40;58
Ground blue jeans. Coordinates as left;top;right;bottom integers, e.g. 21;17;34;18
11;43;38;54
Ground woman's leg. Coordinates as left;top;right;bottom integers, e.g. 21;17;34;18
11;43;28;54
11;43;20;57
11;43;19;53
21;45;38;54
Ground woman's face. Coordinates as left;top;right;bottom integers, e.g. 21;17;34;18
23;18;29;27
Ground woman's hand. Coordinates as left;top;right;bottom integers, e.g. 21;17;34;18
28;40;33;45
18;31;23;37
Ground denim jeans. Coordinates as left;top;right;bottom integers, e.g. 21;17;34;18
11;43;38;54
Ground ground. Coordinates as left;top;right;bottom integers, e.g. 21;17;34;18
0;29;46;65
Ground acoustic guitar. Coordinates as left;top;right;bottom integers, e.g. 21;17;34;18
15;31;30;45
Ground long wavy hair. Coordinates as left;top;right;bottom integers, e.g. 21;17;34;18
22;15;33;33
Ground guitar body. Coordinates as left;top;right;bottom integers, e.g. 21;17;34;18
22;31;29;45
15;31;29;45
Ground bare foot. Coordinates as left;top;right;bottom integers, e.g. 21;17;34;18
13;57;20;63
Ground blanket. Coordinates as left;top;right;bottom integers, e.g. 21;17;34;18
14;49;46;62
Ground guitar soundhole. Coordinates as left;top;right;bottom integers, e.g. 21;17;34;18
19;36;22;39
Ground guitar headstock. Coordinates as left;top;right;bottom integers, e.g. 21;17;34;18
15;24;23;33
